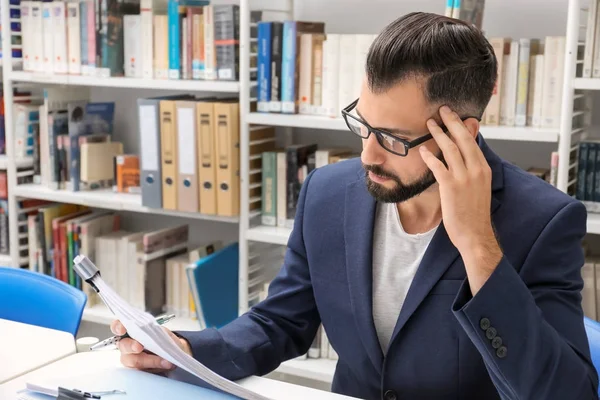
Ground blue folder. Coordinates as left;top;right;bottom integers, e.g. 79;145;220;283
16;367;240;400
187;242;239;329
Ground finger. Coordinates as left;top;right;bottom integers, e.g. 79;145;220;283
118;338;144;354
426;118;466;178
121;353;174;370
111;320;126;335
439;106;484;168
419;146;450;183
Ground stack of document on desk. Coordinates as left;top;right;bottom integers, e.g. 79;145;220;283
73;256;272;400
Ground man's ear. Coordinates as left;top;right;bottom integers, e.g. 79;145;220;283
463;117;480;139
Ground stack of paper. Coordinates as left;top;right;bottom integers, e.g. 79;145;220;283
73;255;272;400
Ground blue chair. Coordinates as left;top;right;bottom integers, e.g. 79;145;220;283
0;267;87;336
584;317;600;396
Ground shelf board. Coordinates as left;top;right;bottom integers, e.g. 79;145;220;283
276;357;336;383
12;184;240;223
573;78;600;90
246;225;292;245
0;155;34;169
246;113;558;142
588;213;600;235
0;254;12;266
9;71;240;93
82;305;201;331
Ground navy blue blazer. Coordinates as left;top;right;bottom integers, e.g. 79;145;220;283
177;135;599;400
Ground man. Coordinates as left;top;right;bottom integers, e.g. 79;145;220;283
112;12;599;400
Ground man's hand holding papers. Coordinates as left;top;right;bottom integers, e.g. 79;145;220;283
110;320;193;373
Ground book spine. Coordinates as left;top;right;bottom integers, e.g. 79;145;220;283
281;21;296;114
168;0;181;79
515;39;530;127
87;0;96;72
261;152;277;226
584;0;598;78
140;0;153;79
586;143;597;202
214;5;239;80
257;22;272;112
191;10;203;79
269;22;283;112
80;1;89;75
42;2;55;72
203;5;216;80
124;15;142;78
321;34;339;117
578;142;589;201
67;1;81;75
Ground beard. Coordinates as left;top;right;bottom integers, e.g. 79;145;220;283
363;152;445;203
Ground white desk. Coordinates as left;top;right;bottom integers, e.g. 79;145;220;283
0;351;356;400
0;319;76;384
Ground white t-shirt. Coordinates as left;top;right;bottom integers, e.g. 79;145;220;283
372;201;438;353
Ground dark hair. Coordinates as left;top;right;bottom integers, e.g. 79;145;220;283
366;12;497;118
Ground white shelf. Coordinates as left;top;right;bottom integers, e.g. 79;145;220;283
588;214;600;235
246;113;559;142
573;78;600;90
0;155;34;169
12;184;240;223
246;225;292;245
276;357;336;383
0;253;12;266
9;71;240;93
247;112;347;130
82;304;201;331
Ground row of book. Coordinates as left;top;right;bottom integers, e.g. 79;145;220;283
15;1;284;81
14;90;128;192
261;145;358;229
576;140;600;204
260;145;564;230
137;97;271;217
481;36;567;130
256;19;565;132
21;199;244;328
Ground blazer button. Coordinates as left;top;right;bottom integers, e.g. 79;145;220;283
485;327;497;340
496;346;508;358
384;390;397;400
492;336;503;349
480;318;491;330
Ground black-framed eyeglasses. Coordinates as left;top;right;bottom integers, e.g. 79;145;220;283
341;98;479;157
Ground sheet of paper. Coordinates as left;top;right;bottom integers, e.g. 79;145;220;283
88;276;272;400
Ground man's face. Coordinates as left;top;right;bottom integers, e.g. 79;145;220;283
355;78;444;203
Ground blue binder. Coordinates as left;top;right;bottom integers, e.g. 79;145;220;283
16;367;239;400
187;242;239;329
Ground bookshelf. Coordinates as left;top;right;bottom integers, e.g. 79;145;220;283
0;155;33;170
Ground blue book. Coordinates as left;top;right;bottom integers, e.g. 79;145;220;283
168;0;181;79
186;242;239;329
257;22;272;112
281;21;297;113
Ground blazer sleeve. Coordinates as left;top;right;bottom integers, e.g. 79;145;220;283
174;170;321;381
452;200;599;399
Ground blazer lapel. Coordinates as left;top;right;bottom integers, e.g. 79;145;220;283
387;133;504;347
344;176;383;374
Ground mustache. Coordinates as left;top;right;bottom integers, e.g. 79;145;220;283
362;164;398;180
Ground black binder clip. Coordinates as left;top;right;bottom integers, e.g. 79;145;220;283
56;387;126;399
57;388;100;399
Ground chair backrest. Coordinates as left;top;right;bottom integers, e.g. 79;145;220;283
584;317;600;396
0;267;87;336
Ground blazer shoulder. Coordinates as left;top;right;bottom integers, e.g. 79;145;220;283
501;161;585;217
307;157;364;191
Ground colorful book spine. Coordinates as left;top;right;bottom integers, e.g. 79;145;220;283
257;22;272;112
168;0;181;79
281;21;297;114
